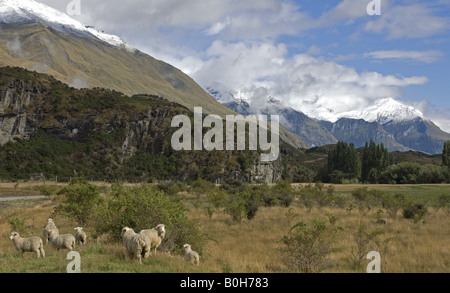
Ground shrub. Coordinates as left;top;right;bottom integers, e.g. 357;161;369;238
53;180;104;226
382;193;407;219
223;191;262;222
403;203;428;224
280;218;342;273
92;184;207;254
9;217;27;232
349;220;385;271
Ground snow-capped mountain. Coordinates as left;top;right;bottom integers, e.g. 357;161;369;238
208;85;450;154
0;0;134;51
0;0;238;120
345;98;426;125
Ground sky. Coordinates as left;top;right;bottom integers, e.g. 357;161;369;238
37;0;450;132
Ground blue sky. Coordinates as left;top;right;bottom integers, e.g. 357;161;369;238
39;0;450;131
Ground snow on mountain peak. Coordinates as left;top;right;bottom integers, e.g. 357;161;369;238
0;0;134;51
348;98;426;125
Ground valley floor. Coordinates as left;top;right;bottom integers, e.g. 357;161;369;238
0;182;449;273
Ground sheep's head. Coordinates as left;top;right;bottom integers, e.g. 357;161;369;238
155;224;166;237
183;244;191;253
9;232;19;240
47;218;54;224
121;227;132;238
74;227;83;232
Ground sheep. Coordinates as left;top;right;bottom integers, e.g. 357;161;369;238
139;224;166;256
376;218;388;225
42;218;59;245
48;229;75;252
183;244;200;266
74;227;87;246
121;227;150;265
10;232;46;258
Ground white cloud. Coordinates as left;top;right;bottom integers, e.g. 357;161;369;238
365;3;450;39
204;17;231;36
365;50;444;63
191;41;429;122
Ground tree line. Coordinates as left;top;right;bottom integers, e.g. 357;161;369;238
319;140;450;184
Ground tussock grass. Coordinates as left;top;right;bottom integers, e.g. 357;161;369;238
0;183;449;273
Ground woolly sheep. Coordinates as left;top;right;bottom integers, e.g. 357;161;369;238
10;232;46;258
183;244;200;266
74;227;87;245
48;229;75;251
42;218;59;245
139;224;166;256
121;227;150;265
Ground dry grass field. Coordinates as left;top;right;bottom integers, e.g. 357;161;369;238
0;182;449;274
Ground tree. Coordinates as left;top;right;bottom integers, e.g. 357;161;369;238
443;141;450;169
327;141;361;183
361;140;393;183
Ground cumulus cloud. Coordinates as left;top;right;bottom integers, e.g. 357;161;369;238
365;50;444;63
365;3;450;39
191;40;429;122
35;0;449;131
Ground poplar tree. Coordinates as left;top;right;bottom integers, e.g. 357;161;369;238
443;141;450;168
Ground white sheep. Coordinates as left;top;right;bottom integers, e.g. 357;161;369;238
121;227;150;265
10;232;46;258
42;218;59;245
74;227;87;245
48;229;75;251
139;224;166;256
183;244;200;266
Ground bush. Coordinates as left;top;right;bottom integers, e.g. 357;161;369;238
92;184;207;254
9;217;27;232
280;218;342;273
224;191;261;222
403;203;428;224
382;193;407;219
53;180;104;226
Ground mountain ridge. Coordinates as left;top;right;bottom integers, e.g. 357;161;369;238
0;0;306;149
209;87;450;154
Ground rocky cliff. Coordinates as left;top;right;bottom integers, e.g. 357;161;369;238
0;67;297;183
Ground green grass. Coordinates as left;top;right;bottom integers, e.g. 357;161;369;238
331;184;450;202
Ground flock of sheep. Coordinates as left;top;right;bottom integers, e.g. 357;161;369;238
10;218;85;258
9;218;200;267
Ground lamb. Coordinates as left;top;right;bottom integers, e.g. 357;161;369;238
42;218;59;245
376;218;388;225
139;224;166;256
10;232;46;258
121;227;150;265
183;244;200;266
48;229;75;251
74;227;87;245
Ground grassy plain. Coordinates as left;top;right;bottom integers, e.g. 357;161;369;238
0;182;449;273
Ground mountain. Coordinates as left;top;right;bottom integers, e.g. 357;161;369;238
221;97;337;147
323;98;450;154
0;0;306;149
0;66;317;183
209;86;450;154
0;0;233;116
